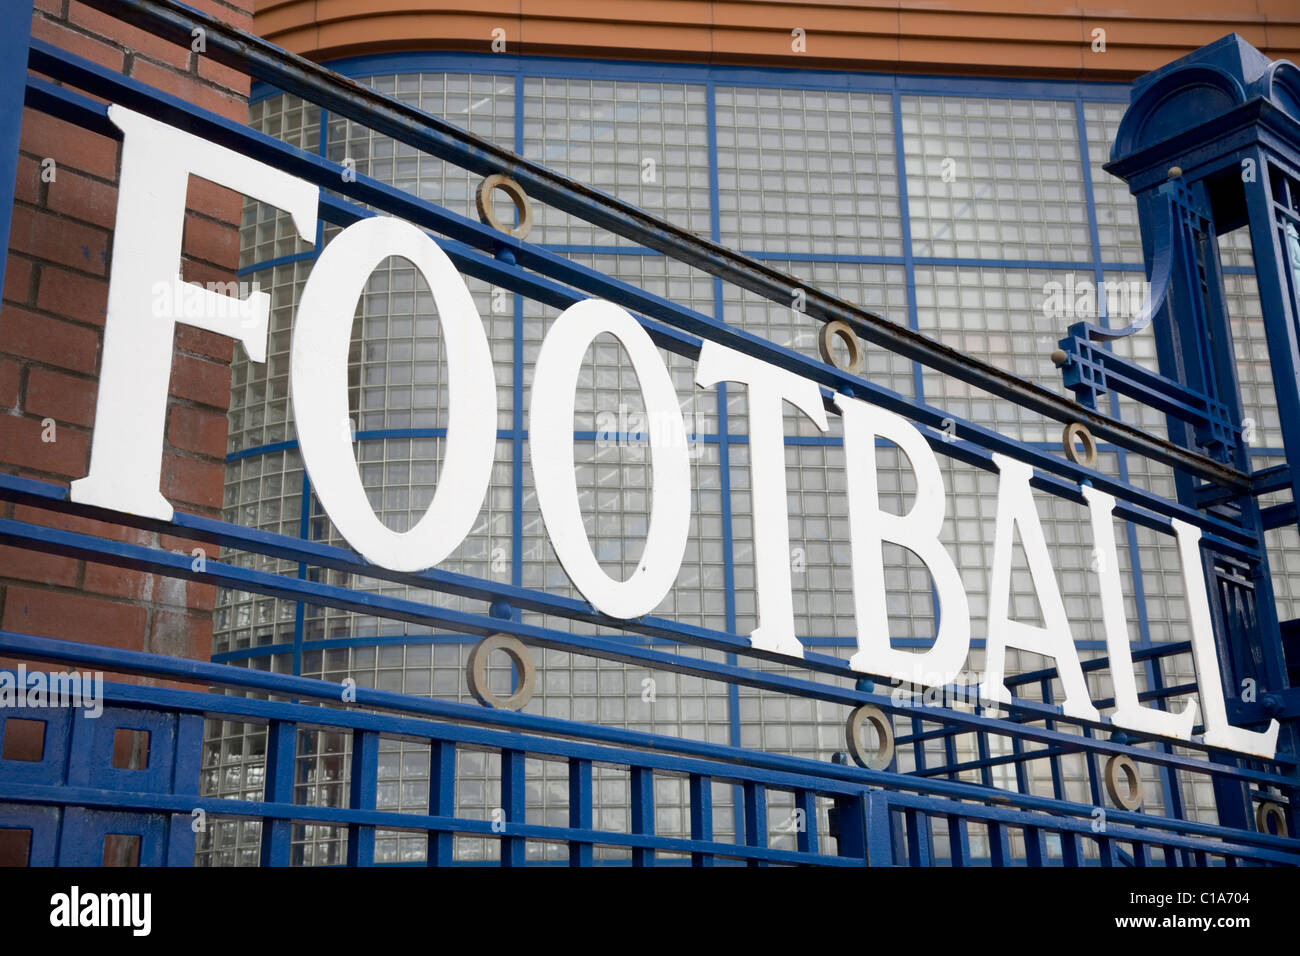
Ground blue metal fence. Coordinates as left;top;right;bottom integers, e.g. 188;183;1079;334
5;630;1297;866
1;0;1299;865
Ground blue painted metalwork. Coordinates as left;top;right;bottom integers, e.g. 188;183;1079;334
1065;39;1300;755
0;0;33;302
3;631;1298;865
1;0;1299;865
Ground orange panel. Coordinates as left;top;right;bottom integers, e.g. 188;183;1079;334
522;21;716;57
252;0;1300;78
522;0;717;27
897;10;1083;42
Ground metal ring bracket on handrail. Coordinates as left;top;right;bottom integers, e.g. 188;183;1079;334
476;173;533;240
467;633;536;710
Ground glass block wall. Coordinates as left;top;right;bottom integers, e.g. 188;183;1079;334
198;62;1299;865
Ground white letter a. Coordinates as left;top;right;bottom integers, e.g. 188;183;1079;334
981;454;1099;721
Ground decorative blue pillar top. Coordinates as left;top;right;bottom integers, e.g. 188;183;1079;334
1107;33;1300;189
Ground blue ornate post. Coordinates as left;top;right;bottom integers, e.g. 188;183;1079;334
1059;34;1300;831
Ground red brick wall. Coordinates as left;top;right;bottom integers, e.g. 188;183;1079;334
0;0;255;676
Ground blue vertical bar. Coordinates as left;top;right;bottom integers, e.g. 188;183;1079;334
705;77;724;303
511;73;525;589
1074;97;1108;318
568;757;593;866
171;712;205;799
291;109;326;696
891;91;924;403
1081;725;1106;821
500;748;526;866
893;94;948;860
689;773;714;867
904;807;932;865
292;98;330;671
867;791;894;866
346;729;378;866
988;819;1012;866
1011;730;1030;795
743;781;766;866
947;812;971;866
1042;679;1067;802
291;99;328;676
973;721;994;789
292;471;310;677
427;739;455;866
1143;649;1185;830
795;788;818;854
909;714;937;853
630;765;655;867
259;720;297;867
1025;826;1049;867
1060;829;1082;867
1081;717;1112;868
941;725;959;782
167;712;205;866
951;697;977;858
834;790;867;863
316;105;328;248
511;289;523;590
946;720;975;858
894;93;939;806
0;0;34;308
707;77;744;831
166;812;197;868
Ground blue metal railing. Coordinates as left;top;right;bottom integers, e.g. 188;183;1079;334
4;471;1294;791
4;632;1298;866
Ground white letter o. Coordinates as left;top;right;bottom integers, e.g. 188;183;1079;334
529;299;690;618
290;216;497;572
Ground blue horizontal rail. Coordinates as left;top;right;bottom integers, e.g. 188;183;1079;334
101;0;1238;491
1;473;1293;784
1;639;1298;865
21;43;1264;559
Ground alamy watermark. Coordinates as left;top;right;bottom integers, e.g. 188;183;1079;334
0;664;104;718
595;399;710;461
889;669;995;711
50;886;151;936
150;274;263;326
1041;273;1150;324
